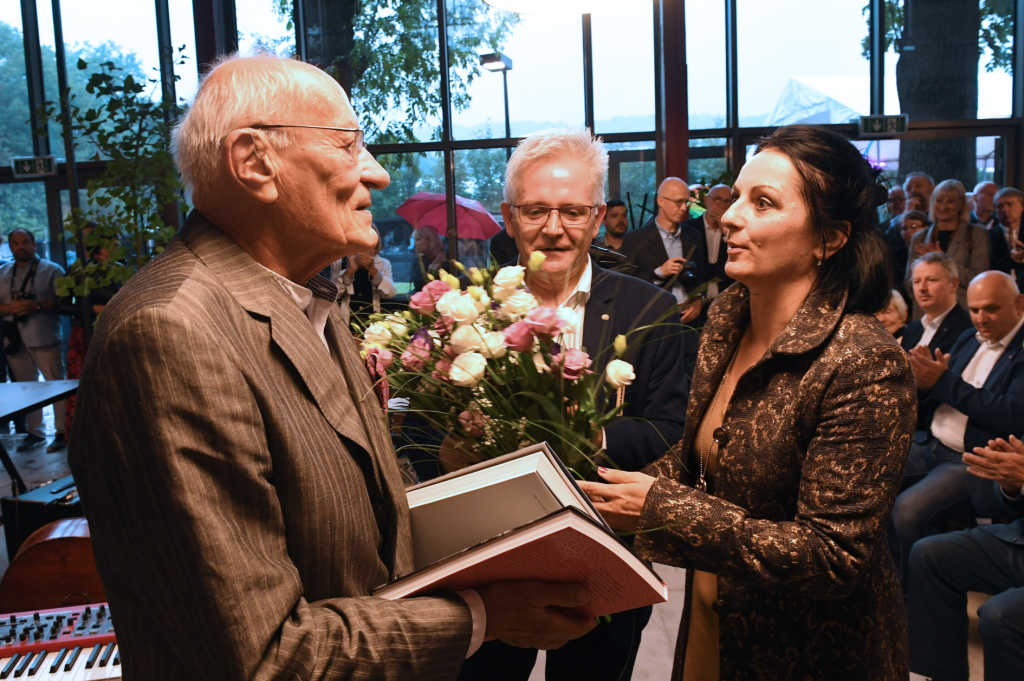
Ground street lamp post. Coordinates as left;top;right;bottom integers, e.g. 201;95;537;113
480;51;513;159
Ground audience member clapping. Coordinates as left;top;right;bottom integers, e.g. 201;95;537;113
336;224;396;327
901;252;973;356
905;179;990;317
891;271;1024;588
907;432;1024;680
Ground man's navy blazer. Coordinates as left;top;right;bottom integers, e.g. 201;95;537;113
918;321;1024;453
901;304;973;354
582;261;689;471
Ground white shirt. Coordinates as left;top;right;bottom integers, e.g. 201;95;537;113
262;264;487;657
703;215;724;298
917;302;957;349
931;315;1024;452
554;262;592;351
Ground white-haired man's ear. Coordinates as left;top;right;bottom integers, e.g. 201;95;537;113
223;129;279;204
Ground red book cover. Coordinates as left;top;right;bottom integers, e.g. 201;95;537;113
375;507;668;617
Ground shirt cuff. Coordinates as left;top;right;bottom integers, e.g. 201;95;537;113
654;266;664;279
371;271;384;287
455;589;487;658
999;485;1023;501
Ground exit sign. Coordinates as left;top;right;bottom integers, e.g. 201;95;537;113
859;114;910;138
11;156;57;178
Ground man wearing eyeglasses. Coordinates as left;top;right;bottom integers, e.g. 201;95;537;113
456;129;689;681
621;177;705;376
681;184;735;326
68;55;598;681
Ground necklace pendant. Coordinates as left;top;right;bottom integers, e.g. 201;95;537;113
695;476;707;492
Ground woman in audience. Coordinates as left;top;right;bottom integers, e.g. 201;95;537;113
579;124;916;680
338;223;396;327
876;288;909;343
410;227;447;294
905;179;989;314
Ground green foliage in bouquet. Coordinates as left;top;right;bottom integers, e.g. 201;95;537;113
360;256;645;481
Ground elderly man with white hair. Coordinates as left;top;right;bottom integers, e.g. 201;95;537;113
455;129;689;681
67;54;598;681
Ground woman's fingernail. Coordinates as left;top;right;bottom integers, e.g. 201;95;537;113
598;466;607;473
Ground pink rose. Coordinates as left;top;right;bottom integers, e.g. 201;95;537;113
434;315;455;334
432;358;452;382
365;345;393;369
458;410;487;437
525;307;567;339
422;279;453;297
409;290;438;313
400;337;431;371
502;320;534;353
552;348;592;381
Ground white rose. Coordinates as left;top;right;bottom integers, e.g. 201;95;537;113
450;352;488;387
384;319;408;338
605;359;636;389
493;265;526;290
480;331;507;359
363;322;393;346
533;352;550;374
492;285;518;302
467;286;492;312
449;324;486;354
500;290;539;320
436;290;480;326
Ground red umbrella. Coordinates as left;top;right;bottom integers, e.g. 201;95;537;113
395;192;503;241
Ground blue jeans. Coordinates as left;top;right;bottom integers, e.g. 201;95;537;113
891;436;1006;589
908;526;1024;681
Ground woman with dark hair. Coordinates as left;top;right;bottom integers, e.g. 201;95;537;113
579;125;916;680
410;227;448;294
905;178;989;317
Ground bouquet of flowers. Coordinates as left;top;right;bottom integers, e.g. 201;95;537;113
359;253;637;481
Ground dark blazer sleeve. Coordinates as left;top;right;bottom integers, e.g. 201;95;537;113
621;228;660;286
929;336;1024;439
70;307;472;681
634;344;915;598
604;291;689;470
991;226;1014;274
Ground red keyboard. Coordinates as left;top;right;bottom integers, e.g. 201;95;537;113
0;603;118;679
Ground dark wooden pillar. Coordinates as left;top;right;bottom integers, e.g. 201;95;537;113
192;0;237;76
654;0;689;183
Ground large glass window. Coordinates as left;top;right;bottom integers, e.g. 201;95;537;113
372;152;446;294
882;1;1013;120
0;0;33;158
689;137;728;185
0;183;48;244
168;0;199;103
853;135;1005;188
685;0;726;129
449;6;583;140
235;0;295;57
737;0;867;126
604;142;656;229
592;3;654;133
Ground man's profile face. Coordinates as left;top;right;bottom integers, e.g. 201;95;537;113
887;187;906;218
502;156;604;283
968;281;1024;342
9;232;36;264
656;181;689;224
264;73;390;257
997;196;1024;228
912;261;958;315
603;206;628;237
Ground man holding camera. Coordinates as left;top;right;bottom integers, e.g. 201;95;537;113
0;229;67;452
622;177;704;375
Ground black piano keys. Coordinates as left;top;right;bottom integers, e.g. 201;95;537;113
63;646;81;672
48;649;67;674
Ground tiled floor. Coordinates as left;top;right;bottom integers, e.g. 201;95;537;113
0;409;990;680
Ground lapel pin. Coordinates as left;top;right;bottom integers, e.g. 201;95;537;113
601;313;609;321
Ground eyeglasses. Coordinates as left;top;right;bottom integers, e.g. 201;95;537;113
510;204;598;226
249;124;366;161
658;195;689;208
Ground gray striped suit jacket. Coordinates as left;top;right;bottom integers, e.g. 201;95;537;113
68;212;473;680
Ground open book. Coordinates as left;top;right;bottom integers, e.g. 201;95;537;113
374;443;668;617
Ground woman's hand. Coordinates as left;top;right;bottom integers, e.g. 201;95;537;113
914;241;941;256
576;468;657;533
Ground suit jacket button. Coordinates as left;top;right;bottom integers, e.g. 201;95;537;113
601;314;609;321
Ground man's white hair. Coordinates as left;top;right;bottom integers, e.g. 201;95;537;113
172;53;331;197
504;128;608;205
